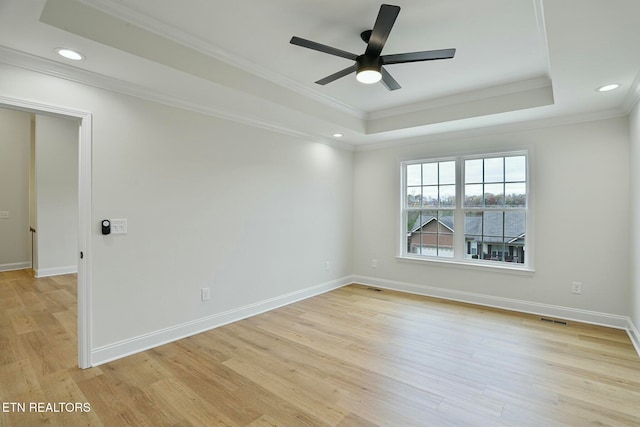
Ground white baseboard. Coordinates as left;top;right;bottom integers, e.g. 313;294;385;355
91;275;353;366
90;274;639;367
627;318;640;358
352;275;629;330
0;262;31;272
35;265;78;278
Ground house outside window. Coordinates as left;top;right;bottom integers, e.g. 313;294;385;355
401;151;530;269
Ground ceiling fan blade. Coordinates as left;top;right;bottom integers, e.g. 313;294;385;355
382;48;456;65
290;36;358;61
315;64;358;85
381;67;401;91
365;4;401;58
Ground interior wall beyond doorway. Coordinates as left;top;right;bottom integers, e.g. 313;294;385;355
34;114;79;277
0;108;31;271
0;107;79;276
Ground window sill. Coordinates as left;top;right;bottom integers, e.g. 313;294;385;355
395;255;535;275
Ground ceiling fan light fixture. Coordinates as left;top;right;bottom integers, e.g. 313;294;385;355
356;68;382;84
290;4;455;91
356;55;382;84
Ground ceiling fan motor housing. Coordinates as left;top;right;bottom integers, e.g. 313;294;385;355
357;55;383;74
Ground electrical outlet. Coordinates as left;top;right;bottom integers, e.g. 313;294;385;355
571;282;582;294
201;287;210;301
324;261;330;271
0;211;8;219
372;259;378;268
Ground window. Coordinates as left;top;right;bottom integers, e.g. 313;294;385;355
405;160;456;258
401;152;530;268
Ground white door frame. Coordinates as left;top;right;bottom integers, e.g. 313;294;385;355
0;95;92;369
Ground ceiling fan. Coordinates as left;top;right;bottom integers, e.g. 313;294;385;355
290;4;456;91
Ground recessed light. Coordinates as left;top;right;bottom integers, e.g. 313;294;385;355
596;83;620;92
55;48;85;61
332;133;343;138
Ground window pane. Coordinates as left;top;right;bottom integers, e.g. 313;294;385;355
438;211;454;258
483;211;503;237
505;182;526;207
438;241;454;257
465;159;483;183
407;211;421;232
439;185;455;207
489;243;507;262
484;157;504;183
504;211;526;239
407;186;421;207
420;233;438;256
464;235;482;259
438;210;454;233
407;164;422;186
465;211;482;236
423;163;438;185
484;183;504;207
465;184;483;207
408;230;420;253
422;186;438;207
505;156;526;182
440;161;456;185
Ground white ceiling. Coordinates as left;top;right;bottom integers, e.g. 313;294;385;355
0;0;639;148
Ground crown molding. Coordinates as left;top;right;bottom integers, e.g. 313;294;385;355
76;0;366;120
622;69;640;114
355;107;627;152
366;76;552;121
0;46;356;151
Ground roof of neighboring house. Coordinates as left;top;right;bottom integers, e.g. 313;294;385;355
409;211;525;244
409;214;454;234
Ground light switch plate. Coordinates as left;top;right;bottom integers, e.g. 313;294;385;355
110;219;127;234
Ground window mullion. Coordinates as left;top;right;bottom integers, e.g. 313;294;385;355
455;158;465;261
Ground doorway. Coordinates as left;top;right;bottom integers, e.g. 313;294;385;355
0;95;92;369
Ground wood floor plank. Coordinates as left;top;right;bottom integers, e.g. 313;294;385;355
2;271;640;426
147;377;238;426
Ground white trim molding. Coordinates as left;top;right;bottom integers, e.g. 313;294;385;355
78;270;640;365
352;275;629;330
34;265;78;278
0;262;31;272
627;318;640;358
91;275;353;366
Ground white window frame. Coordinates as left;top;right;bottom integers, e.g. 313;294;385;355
398;150;534;272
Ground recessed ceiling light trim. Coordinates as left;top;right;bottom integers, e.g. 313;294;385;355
55;48;85;61
596;83;620;92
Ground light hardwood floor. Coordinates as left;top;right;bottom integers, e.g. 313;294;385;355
1;269;640;426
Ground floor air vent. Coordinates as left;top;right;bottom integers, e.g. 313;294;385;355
540;317;568;326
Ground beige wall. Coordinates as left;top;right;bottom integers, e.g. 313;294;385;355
0;108;31;270
0;63;354;355
34;114;79;276
354;117;630;317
